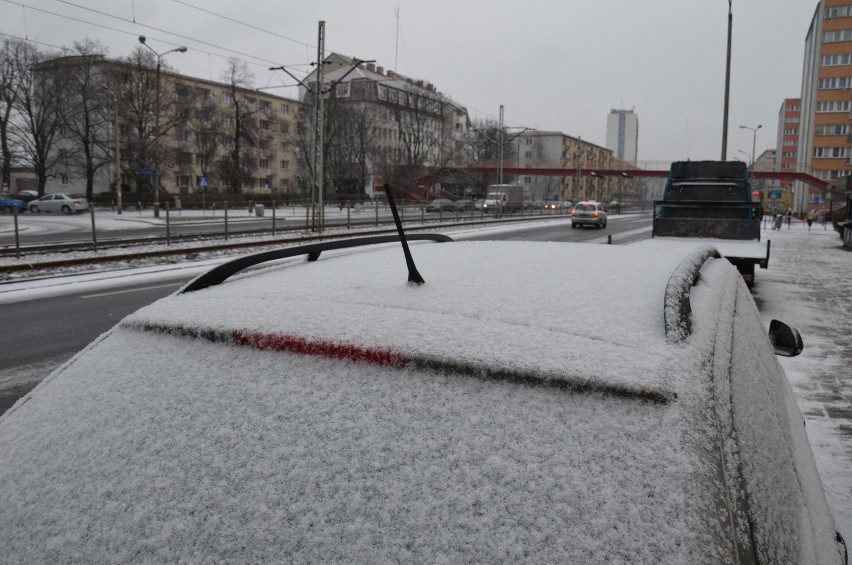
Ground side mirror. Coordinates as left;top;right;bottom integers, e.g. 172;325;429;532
769;319;804;357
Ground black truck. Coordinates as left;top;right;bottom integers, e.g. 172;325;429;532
652;161;769;286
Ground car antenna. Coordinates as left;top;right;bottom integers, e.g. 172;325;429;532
384;183;425;285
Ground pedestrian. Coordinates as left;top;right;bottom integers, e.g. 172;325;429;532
785;208;792;229
807;209;815;230
774;214;783;230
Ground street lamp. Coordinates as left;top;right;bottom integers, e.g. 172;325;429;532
721;0;733;160
737;149;752;164
138;35;187;218
739;123;762;170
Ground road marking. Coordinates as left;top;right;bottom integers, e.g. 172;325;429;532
81;282;182;299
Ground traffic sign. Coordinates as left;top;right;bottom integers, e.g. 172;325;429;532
138;168;155;175
199;176;208;191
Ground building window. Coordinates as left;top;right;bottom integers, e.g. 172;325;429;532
60;173;69;185
824;29;852;42
281;103;290;114
280;179;289;190
814;124;848;135
817;76;852;89
223;114;233;125
223;92;234;103
280;160;289;170
826;5;852;18
195;155;208;166
783;139;797;146
821;53;852;66
260;120;269;130
783;128;799;135
813;147;849;158
280;123;290;133
260;100;271;111
281;141;288;152
259;159;269;169
336;83;351;97
816;100;851;112
377;84;388;101
259;139;270;150
177;175;191;187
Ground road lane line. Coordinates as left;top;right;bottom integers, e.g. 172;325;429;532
81;282;182;299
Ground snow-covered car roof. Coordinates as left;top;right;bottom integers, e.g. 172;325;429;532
0;238;841;562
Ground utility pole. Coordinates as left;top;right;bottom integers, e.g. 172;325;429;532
312;21;326;231
721;0;732;161
498;105;504;185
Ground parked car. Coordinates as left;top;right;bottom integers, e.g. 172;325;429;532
15;189;39;202
0;236;845;563
0;195;26;213
425;198;455;212
571;200;608;228
28;193;89;214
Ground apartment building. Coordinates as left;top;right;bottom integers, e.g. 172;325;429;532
513;131;641;204
303;53;471;200
37;55;302;201
796;0;852;212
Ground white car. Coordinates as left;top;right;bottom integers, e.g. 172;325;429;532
0;234;845;563
28;192;89;214
571;200;607;228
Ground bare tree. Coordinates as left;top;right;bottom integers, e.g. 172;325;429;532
218;57;259;194
325;103;374;204
10;41;64;195
186;88;222;190
109;46;184;200
0;39;24;192
373;88;464;200
468;117;519;193
53;39;111;200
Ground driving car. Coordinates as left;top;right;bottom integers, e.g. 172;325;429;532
425;198;455;211
571;200;607;228
0;234;845;563
27;192;89;214
0;195;26;213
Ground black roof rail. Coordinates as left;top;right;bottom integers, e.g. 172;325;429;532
664;245;722;344
180;234;453;293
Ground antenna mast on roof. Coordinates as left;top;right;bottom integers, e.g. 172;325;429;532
395;4;400;71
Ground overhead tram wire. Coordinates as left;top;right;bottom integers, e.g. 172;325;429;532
10;0;289;74
53;0;283;67
171;0;312;49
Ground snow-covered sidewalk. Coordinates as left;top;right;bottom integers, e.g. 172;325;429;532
752;221;852;543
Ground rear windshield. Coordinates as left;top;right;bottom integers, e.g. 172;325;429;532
575;204;596;211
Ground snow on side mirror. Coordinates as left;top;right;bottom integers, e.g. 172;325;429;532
769;319;804;357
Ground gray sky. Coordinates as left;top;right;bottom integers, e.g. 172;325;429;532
1;0;817;165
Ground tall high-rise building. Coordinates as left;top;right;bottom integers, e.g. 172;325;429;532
605;109;639;165
796;1;852;212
